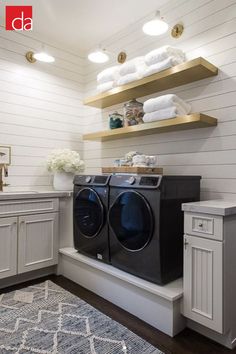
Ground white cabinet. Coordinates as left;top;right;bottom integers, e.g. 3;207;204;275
0;217;17;279
183;234;223;333
0;198;59;280
18;213;59;273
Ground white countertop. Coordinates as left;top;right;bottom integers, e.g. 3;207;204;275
182;200;236;216
0;190;72;200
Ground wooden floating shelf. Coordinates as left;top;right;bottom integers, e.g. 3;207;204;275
102;166;163;174
82;114;217;141
84;57;218;109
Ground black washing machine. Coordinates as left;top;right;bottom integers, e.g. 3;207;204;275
73;175;111;263
108;174;201;285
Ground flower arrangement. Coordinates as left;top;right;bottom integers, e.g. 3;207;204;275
46;149;84;174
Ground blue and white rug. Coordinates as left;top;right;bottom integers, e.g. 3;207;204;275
0;280;164;354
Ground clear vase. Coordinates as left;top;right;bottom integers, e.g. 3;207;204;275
53;171;74;191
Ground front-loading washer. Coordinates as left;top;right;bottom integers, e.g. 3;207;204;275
73;174;111;263
108;174;201;284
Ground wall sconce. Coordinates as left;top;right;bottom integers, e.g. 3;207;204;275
26;51;55;63
171;24;184;38
88;47;110;63
142;11;169;36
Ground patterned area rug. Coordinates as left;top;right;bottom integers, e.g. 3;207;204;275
0;280;164;354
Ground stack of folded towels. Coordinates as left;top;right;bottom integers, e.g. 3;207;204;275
117;56;146;86
96;46;186;92
143;94;191;123
96;65;119;92
143;46;185;77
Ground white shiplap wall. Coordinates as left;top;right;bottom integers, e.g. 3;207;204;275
0;30;85;190
83;0;236;200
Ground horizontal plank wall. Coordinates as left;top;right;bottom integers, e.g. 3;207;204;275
0;29;85;191
83;0;236;200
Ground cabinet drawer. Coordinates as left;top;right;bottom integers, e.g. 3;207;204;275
0;199;59;217
184;212;223;240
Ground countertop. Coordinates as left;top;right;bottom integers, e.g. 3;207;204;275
182;200;236;216
0;190;72;201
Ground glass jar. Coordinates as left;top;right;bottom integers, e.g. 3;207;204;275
123;99;144;126
109;111;124;129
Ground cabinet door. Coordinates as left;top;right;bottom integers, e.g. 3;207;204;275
18;213;58;274
183;234;223;333
0;217;17;279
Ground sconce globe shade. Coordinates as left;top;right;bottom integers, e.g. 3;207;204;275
33;52;55;63
142;18;169;36
88;50;109;63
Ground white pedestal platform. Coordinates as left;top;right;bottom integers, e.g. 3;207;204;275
58;247;185;337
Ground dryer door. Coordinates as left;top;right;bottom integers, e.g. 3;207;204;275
109;190;153;251
74;188;104;238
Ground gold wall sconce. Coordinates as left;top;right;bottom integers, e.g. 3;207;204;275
117;52;127;64
25;50;55;63
171;23;184;38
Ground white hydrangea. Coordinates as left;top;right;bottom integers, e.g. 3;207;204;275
46;149;85;173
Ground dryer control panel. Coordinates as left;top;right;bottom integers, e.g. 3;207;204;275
109;174;162;189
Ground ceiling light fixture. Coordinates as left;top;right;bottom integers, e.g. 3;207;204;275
25;50;55;64
142;11;169;36
88;48;109;64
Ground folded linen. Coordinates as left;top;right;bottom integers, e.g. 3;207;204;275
97;66;120;84
143;105;188;123
143;94;191;114
119;56;146;76
143;56;183;78
97;81;114;93
145;45;185;66
117;72;142;86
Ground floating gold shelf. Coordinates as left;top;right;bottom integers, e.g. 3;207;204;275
83;58;218;109
82;113;217;141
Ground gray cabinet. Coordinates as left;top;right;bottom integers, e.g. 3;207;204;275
183;233;223;333
182;201;236;349
0;198;59;279
18;213;58;274
0;217;17;279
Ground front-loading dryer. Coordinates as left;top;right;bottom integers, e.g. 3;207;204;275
108;174;201;284
73;174;111;263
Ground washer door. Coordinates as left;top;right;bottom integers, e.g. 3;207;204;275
74;188;104;238
109;191;153;251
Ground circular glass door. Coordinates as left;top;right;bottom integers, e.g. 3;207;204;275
74;188;104;238
109;191;153;251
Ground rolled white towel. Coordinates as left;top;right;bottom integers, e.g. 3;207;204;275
143;106;188;123
97;81;114;93
117;72;142;86
119;56;146;76
97;66;120;84
143;56;183;78
145;45;185;66
143;94;191;114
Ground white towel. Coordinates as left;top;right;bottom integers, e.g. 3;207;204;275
143;106;188;123
97;81;114;93
119;57;146;76
143;56;183;78
97;66;120;84
117;72;142;86
143;94;191;114
145;45;185;66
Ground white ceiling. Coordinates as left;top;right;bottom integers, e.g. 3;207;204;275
0;0;169;54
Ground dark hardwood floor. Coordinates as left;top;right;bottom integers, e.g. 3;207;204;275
1;275;234;354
